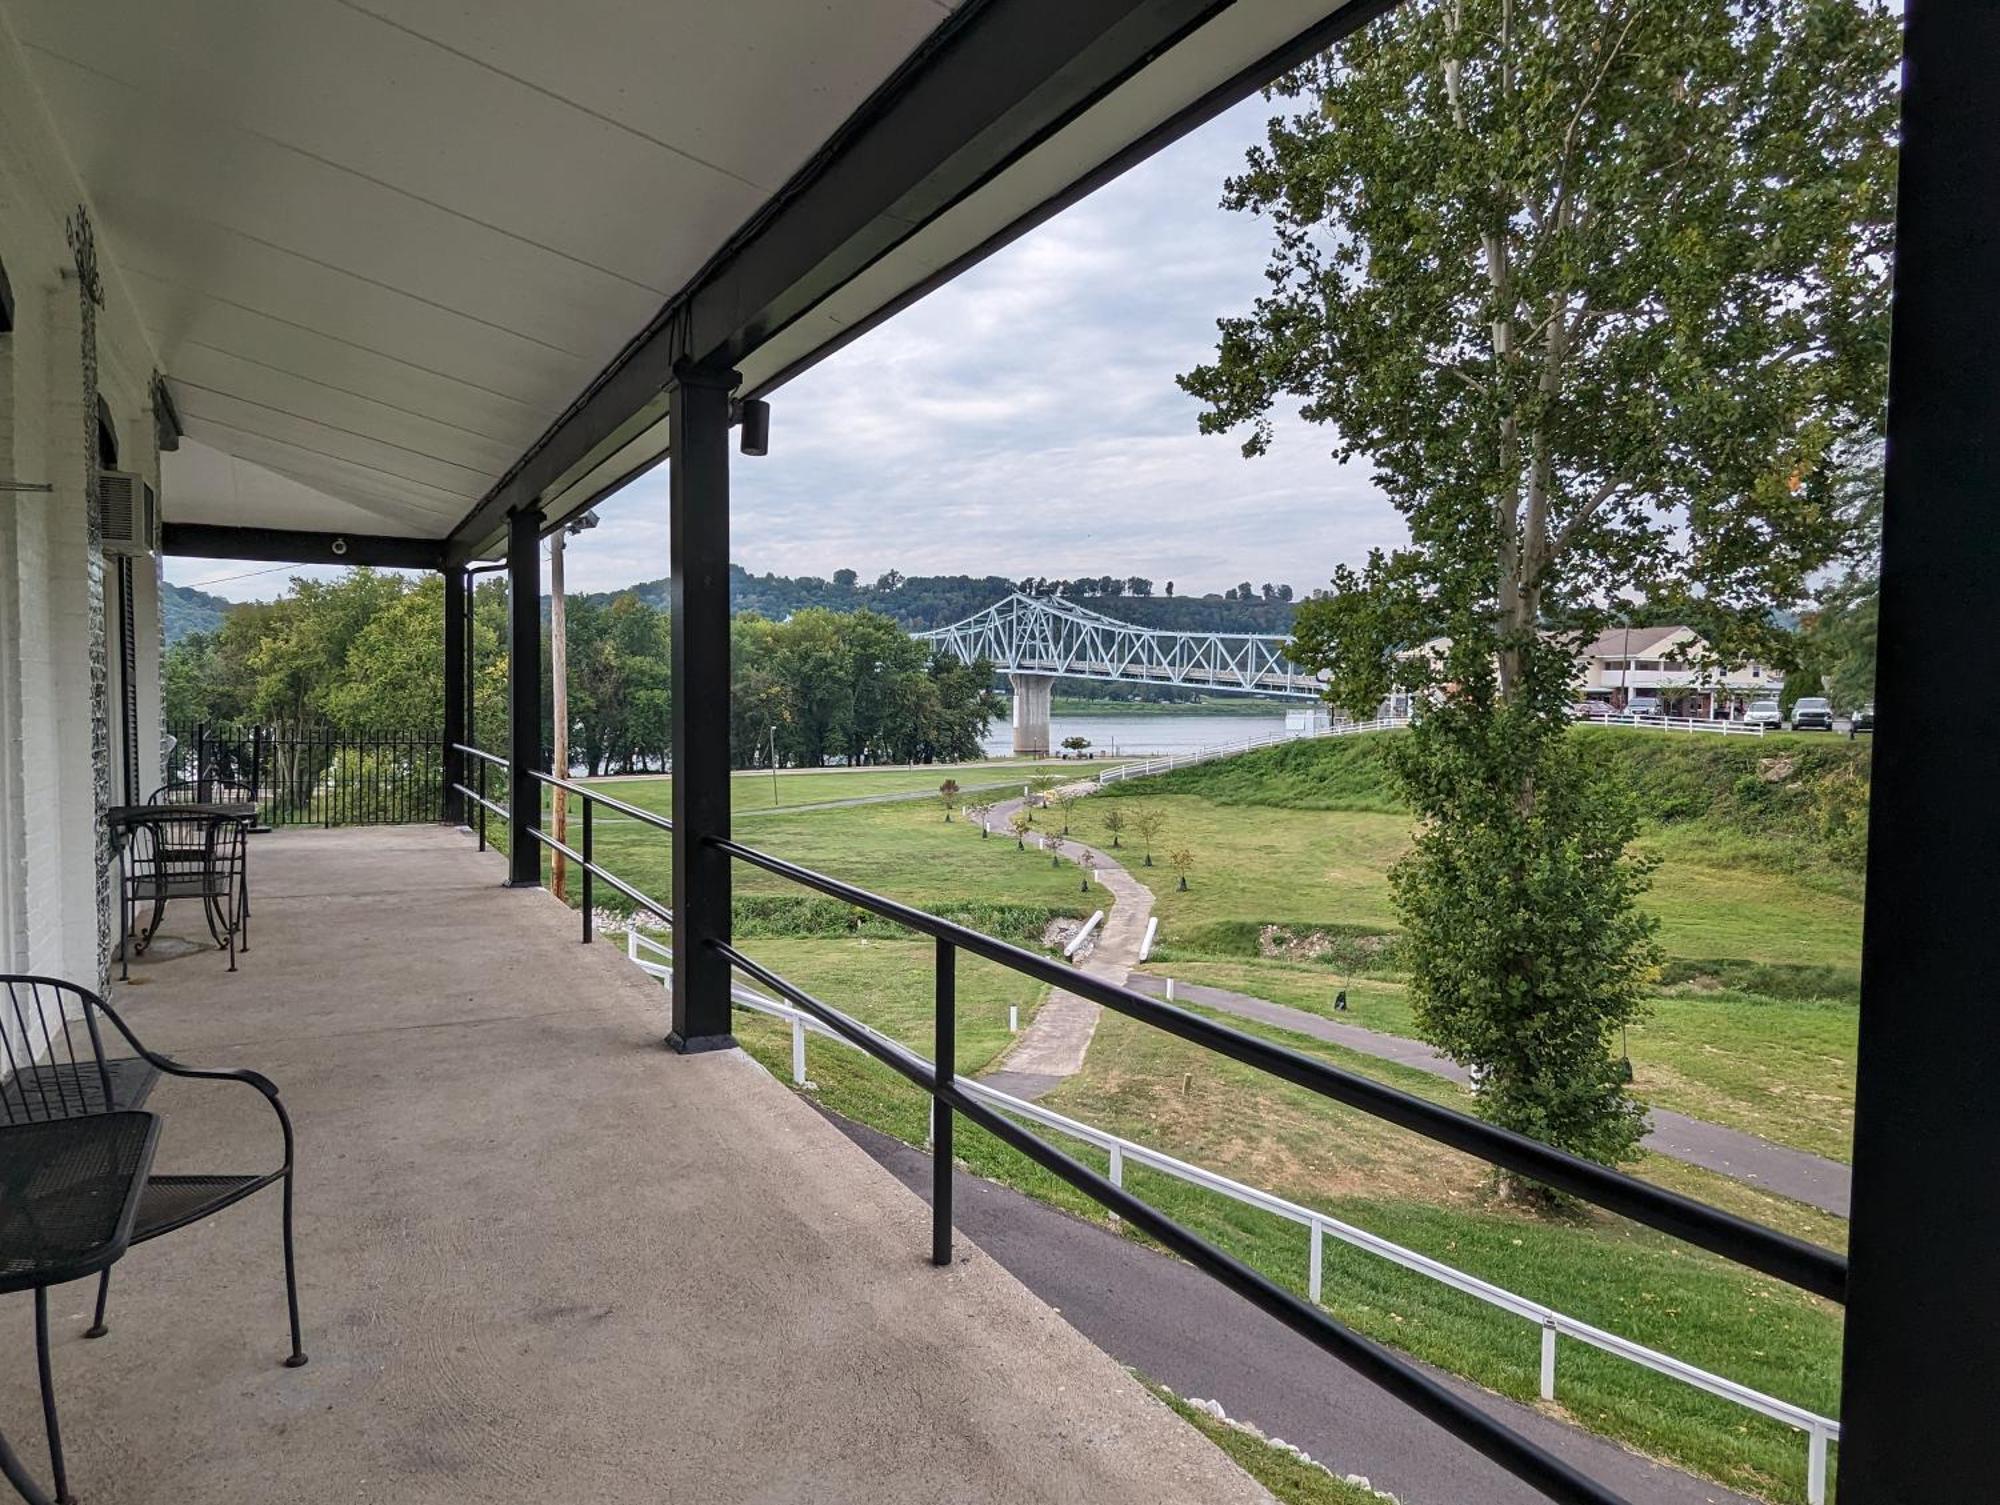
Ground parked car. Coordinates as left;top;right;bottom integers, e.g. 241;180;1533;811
1791;696;1835;731
1625;694;1662;720
1851;703;1876;736
1743;699;1784;730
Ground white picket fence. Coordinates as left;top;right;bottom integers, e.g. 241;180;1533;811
623;927;1839;1502
1583;711;1768;736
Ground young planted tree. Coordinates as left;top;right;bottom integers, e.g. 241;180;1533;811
939;778;961;822
1182;0;1896;1171
1100;806;1126;849
965;799;994;836
1130;806;1165;868
1050;788;1079;834
1168;848;1195;892
1008;809;1033;850
1048;836;1066;869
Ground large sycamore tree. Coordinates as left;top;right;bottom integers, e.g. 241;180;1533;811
1183;0;1897;1171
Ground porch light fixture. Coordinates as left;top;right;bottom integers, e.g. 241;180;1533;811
738;398;770;457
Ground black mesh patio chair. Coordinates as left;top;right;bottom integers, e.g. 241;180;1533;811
144;782;204;805
1;975;306;1497
119;811;249;973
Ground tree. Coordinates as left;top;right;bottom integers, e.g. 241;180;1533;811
1049;788;1079;834
1061;735;1091;757
1165;581;1175;597
1181;0;1896;1173
939;778;960;821
1129;806;1165;867
1008;808;1033;849
1126;577;1154;598
1048;836;1066;869
833;568;859;590
1100;807;1125;848
965;799;993;836
1168;847;1195;891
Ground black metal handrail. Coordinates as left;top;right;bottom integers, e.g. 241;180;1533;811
711;834;1846;1304
716;937;1626;1505
449;742;509;854
701;833;1850;1505
524;770;674;938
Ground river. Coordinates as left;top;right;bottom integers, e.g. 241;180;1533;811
977;706;1300;759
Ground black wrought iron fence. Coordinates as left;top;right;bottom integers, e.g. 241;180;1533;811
165;723;446;827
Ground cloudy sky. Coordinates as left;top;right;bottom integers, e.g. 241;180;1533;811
168;95;1401;604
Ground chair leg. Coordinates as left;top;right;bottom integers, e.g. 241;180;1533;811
83;1272;111;1340
0;1428;56;1505
281;1171;307;1367
34;1289;74;1505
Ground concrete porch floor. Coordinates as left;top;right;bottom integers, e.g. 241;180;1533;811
1;825;1270;1505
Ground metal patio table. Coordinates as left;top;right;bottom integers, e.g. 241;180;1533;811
106;806;255;978
0;1111;160;1505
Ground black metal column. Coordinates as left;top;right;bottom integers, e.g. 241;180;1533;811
667;361;738;1052
442;566;467;825
505;508;542;888
1838;6;2000;1500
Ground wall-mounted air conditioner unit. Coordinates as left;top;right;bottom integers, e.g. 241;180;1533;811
99;470;157;556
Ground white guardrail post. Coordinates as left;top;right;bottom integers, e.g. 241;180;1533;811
617;923;1837;1499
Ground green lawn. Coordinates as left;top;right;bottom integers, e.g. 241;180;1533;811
1147;957;1858;1162
567;760;1096;818
1083;792;1864;974
543;785;1110;920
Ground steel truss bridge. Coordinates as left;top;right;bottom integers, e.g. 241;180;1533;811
915;592;1319;698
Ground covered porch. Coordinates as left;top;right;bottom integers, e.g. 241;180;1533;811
0;824;1265;1504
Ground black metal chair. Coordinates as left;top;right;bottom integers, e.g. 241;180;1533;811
119;812;249;972
1;975;306;1499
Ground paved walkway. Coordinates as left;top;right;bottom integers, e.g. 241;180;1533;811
4;826;1272;1505
833;1114;1770;1505
977;787;1150;1100
1129;973;1852;1216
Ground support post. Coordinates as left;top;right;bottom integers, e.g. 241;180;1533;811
505;508;542;887
1838;7;2000;1500
442;566;467;825
933;937;955;1267
667;361;738;1052
1009;672;1054;756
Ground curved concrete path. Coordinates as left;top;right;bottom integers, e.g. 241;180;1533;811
1129;973;1852;1216
977;786;1152;1101
833;1114;1770;1505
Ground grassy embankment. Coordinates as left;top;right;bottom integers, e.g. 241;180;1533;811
1097;728;1868;1162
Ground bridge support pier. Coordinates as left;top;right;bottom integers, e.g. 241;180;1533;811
1010;673;1054;757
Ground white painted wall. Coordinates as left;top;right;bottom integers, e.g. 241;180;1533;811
0;17;163;990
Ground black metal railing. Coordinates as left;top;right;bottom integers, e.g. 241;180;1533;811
438;763;1846;1505
446;752;674;939
701;832;1847;1505
167;722;446;827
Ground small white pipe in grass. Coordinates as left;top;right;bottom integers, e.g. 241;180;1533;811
1064;911;1105;959
1139;916;1159;962
1008;1004;1019;1034
1540;1320;1558;1402
1165;976;1176;1002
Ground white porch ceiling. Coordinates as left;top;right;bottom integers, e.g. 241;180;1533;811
7;0;1355;552
7;0;963;539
